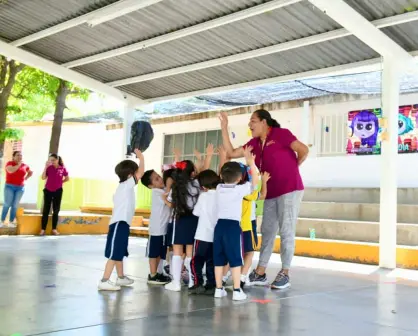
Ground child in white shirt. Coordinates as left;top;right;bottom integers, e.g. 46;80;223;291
189;169;220;296
98;149;144;291
213;147;259;301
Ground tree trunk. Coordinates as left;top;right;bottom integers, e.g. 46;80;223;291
49;79;69;154
0;58;24;180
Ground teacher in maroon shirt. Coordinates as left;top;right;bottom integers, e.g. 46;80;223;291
40;154;69;236
220;109;309;290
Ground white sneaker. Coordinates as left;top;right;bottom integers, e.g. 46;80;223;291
98;280;121;291
214;287;227;298
232;288;247;301
165;281;181;292
115;276;134;287
8;222;16;228
0;222;5;228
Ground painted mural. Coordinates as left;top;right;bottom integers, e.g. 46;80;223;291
347;104;418;155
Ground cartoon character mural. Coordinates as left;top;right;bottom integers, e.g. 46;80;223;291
398;114;414;136
350;110;379;147
347;104;418;155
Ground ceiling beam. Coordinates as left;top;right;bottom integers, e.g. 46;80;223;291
0;39;145;106
107;11;418;87
62;0;302;69
10;0;163;47
146;50;418;103
308;0;413;65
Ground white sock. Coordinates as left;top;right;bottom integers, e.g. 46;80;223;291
172;255;183;284
168;251;173;266
157;260;164;274
184;257;193;288
240;274;247;282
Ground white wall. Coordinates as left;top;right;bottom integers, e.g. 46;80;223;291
145;92;418;189
17;91;418;206
18;124;123;204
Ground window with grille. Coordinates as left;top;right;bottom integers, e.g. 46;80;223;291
316;114;347;156
163;130;221;172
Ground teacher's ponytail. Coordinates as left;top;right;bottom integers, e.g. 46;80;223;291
254;109;281;128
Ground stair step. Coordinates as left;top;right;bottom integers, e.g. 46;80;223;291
297;218;418;245
299;202;418;224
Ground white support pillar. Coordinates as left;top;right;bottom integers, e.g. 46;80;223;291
122;103;136;159
379;60;401;269
301;101;310;144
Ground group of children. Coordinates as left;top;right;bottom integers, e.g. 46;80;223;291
98;143;269;301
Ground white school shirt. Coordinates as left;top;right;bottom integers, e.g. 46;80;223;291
110;176;137;226
149;188;171;236
193;190;217;242
167;179;200;211
216;182;252;222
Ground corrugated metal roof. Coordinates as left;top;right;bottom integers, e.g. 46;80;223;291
117;36;378;99
73;1;340;82
344;0;418;20
20;0;271;63
0;0;118;41
0;0;418;102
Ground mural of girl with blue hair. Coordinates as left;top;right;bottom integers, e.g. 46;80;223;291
398;114;414;135
350;110;379;147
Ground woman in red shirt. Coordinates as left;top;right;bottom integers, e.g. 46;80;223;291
1;151;33;227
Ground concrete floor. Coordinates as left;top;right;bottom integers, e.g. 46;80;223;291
0;236;417;336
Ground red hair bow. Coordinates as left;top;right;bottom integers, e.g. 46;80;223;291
175;161;187;170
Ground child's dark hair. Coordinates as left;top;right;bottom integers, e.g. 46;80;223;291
163;168;175;186
220;162;242;184
115;159;138;183
171;160;198;217
198;169;220;189
141;169;154;188
49;153;64;166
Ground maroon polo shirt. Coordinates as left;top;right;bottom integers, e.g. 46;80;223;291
244;127;304;199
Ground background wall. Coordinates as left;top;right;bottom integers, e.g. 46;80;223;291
12;91;418;209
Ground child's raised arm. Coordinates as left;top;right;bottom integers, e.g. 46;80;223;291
134;149;145;181
203;143;214;171
244;146;259;189
218;145;229;174
258;172;270;200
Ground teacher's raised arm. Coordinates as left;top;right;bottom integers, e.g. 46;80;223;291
219;112;245;159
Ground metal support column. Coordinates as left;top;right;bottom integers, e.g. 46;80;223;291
379;60;401;269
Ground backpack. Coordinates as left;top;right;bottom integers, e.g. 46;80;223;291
129;120;154;154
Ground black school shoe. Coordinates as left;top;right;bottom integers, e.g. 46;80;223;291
148;273;171;285
203;285;216;296
188;284;206;295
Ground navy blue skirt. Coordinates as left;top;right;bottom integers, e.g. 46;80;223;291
172;215;198;245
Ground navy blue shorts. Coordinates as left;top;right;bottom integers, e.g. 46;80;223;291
166;222;173;247
172;215;198;246
146;235;167;259
105;221;129;261
243;229;257;253
213;219;243;268
252;219;258;247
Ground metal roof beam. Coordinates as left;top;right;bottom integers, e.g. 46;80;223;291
107;11;418;87
147;50;418;103
0;39;146;106
10;0;163;47
62;0;302;69
308;0;413;65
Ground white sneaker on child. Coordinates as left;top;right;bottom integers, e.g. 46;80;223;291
214;287;227;298
165;281;181;292
115;276;134;287
232;288;247;301
98;280;121;291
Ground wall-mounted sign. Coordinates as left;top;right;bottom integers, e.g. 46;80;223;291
347;105;418;155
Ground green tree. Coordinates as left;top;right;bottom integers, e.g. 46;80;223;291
0;56;25;163
47;78;89;154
